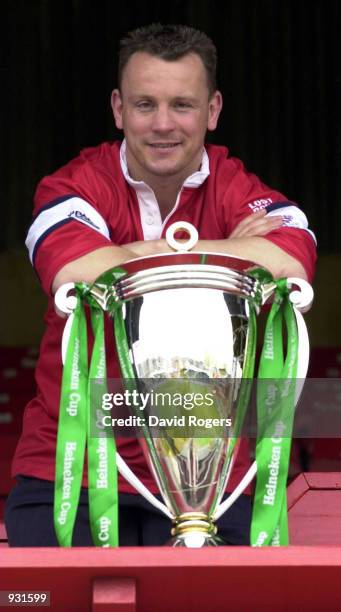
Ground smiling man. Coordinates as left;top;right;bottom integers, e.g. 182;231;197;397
5;24;316;547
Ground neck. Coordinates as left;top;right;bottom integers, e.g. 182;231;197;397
151;181;182;220
125;155;184;219
124;146;204;218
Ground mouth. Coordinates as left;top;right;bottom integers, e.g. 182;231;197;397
148;142;181;149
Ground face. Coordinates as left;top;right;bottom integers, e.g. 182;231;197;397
111;52;222;186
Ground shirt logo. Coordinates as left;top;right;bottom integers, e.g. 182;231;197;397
248;198;273;212
67;210;100;229
282;214;301;228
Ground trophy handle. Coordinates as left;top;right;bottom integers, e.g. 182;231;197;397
214;278;314;521
213;461;257;521
287;276;314;314
55;282;77;364
116;455;173;519
288;277;313;401
55;282;78;313
165;221;199;251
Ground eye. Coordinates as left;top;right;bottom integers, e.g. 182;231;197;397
174;101;193;110
136;100;154;111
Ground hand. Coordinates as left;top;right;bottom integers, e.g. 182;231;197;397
229;210;283;239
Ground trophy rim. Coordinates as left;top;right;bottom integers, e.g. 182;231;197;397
90;252;273;311
117;251;264;274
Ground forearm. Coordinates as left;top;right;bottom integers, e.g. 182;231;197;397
52;244;135;293
125;237;307;280
194;237;307;280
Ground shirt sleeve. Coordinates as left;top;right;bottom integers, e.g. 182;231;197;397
26;155;115;294
221;157;317;282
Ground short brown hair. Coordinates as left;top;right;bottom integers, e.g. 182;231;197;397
118;23;217;96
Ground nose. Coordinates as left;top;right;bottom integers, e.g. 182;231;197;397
151;105;175;132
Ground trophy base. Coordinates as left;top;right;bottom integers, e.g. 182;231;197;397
169;513;223;548
168;532;226;548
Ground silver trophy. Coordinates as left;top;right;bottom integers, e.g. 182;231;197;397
56;222;313;547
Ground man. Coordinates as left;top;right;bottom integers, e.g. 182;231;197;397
5;24;316;546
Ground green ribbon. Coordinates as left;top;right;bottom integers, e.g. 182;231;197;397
251;279;298;546
87;303;118;547
54;284;118;547
54;288;88;546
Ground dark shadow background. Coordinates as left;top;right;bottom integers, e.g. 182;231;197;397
0;0;340;346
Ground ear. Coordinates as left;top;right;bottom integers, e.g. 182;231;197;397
111;89;123;130
207;90;223;132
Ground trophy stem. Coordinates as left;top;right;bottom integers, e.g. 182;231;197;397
168;513;225;548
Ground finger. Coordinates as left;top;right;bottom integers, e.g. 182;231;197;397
240;217;283;237
230;215;283;238
234;209;267;230
229;216;268;237
249;218;283;236
246;209;267;218
228;210;268;236
241;216;282;235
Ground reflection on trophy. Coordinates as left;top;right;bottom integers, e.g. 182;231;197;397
57;221;313;547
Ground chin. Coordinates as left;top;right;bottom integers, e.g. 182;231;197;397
145;157;184;173
147;165;182;177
